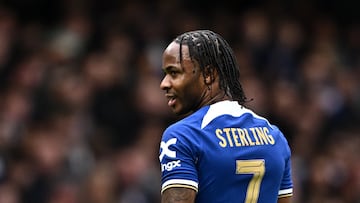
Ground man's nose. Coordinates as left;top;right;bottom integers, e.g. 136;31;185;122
160;75;171;90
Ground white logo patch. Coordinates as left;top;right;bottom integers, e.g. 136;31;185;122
159;138;177;161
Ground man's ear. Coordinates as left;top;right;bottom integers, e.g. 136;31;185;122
204;65;216;85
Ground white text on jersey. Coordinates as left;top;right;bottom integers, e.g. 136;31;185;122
215;127;275;147
161;160;181;172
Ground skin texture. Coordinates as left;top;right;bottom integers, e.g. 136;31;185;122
278;197;292;203
161;188;196;203
160;41;293;203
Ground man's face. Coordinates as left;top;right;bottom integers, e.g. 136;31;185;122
160;42;206;116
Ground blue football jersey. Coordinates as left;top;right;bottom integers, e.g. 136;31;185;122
159;100;293;203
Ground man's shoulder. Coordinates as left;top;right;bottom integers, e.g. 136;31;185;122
166;114;203;132
170;106;210;127
163;107;210;139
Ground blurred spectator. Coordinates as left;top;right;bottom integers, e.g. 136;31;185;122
0;0;358;202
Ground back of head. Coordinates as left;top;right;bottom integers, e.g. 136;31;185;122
174;30;247;104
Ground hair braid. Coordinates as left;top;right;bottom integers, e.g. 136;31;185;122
173;30;247;104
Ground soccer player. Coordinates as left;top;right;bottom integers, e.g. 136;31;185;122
159;30;293;203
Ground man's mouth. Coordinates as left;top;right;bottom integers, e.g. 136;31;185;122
165;94;176;107
168;97;176;107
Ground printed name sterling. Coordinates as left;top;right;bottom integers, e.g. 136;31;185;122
215;127;275;147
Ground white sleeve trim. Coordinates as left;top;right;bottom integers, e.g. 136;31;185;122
278;188;293;195
162;179;198;190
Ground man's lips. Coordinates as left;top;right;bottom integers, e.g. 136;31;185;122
165;94;176;107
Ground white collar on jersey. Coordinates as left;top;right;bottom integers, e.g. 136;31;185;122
201;100;271;129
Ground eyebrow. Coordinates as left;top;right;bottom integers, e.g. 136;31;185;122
162;66;178;72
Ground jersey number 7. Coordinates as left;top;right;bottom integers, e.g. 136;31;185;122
236;159;265;203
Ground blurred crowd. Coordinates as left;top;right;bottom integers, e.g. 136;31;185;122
0;0;359;202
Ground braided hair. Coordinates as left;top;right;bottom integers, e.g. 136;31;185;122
173;30;247;104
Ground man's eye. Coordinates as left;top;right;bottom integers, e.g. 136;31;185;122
169;71;177;76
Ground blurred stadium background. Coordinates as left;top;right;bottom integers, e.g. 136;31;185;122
0;0;359;202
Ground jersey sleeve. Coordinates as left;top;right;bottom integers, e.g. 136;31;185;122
278;137;293;198
159;125;199;193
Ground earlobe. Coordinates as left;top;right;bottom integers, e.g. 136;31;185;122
204;65;216;85
205;75;212;85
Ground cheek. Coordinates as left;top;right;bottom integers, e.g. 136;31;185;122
181;77;204;101
173;71;205;98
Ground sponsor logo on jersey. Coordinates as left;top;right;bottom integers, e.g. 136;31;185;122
159;138;177;161
161;160;181;172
